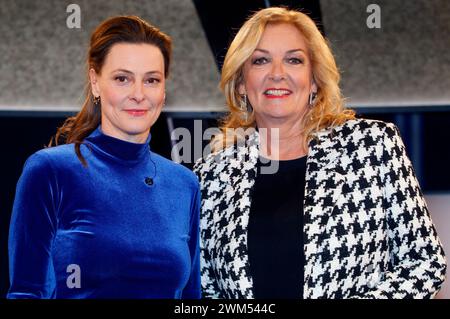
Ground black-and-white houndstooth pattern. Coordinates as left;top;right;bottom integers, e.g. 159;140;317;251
193;119;447;299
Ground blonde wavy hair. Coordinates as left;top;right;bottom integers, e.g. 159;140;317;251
212;7;355;152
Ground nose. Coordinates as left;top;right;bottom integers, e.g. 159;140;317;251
269;60;286;81
131;82;145;103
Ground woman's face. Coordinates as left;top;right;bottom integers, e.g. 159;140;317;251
90;43;165;143
240;23;317;129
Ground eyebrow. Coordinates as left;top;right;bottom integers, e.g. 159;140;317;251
254;48;306;54
111;69;163;75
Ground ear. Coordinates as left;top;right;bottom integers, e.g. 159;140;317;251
311;77;318;93
89;68;100;97
238;82;246;96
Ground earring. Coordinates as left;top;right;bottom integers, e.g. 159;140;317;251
93;96;101;106
308;92;317;106
240;94;249;122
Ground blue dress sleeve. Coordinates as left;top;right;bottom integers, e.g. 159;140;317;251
7;152;59;299
181;185;201;299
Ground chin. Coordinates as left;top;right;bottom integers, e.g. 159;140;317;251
264;110;294;119
122;122;151;136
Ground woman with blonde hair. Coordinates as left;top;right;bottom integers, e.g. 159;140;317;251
194;7;446;299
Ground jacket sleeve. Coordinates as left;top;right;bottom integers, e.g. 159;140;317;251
193;160;224;299
356;123;447;298
7;152;58;299
181;185;202;299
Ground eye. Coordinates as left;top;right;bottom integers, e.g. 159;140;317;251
114;75;129;83
252;57;269;65
287;57;303;65
145;77;161;85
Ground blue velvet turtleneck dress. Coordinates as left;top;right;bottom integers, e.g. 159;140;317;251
8;126;201;299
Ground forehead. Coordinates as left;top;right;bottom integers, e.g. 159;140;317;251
102;43;164;72
256;22;308;52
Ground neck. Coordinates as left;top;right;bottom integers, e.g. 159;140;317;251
257;119;307;161
84;126;152;163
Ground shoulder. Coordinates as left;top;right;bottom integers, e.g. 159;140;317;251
193;132;258;176
17;147;70;187
20;144;93;181
37;143;76;157
316;118;400;143
23;144;75;171
21;150;52;177
152;152;199;189
192;144;238;179
308;119;404;164
337;118;397;136
33;144;85;169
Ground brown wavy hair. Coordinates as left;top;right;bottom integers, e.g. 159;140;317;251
49;15;172;166
212;7;355;152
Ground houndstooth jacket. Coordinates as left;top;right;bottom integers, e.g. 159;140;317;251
193;119;447;299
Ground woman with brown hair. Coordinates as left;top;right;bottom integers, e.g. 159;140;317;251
194;7;446;299
8;16;200;299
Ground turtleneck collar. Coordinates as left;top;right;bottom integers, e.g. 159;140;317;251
84;126;151;163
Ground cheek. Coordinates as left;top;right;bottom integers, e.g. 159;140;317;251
297;68;314;86
102;86;127;107
148;88;165;105
244;71;264;94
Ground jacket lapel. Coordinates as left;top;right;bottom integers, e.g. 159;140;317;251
219;132;259;298
303;128;347;298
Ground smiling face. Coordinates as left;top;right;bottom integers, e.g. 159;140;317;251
239;22;317;130
89;43;165;143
